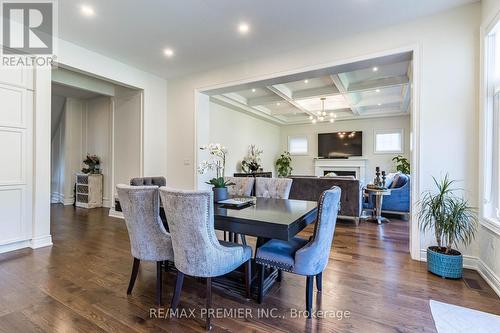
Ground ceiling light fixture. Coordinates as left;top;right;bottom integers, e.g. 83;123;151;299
251;88;256;93
276;102;281;106
80;4;95;17
312;119;317;124
304;79;309;84
238;22;250;34
163;48;174;57
378;103;382;106
312;97;327;124
372;66;378;72
329;112;333;117
309;115;313;120
376;89;380;93
330;118;334;123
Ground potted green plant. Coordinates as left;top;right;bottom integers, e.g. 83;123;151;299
418;174;477;279
82;154;101;174
276;151;293;178
392;155;410;174
198;143;235;202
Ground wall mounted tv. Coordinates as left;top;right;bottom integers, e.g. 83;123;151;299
318;131;363;158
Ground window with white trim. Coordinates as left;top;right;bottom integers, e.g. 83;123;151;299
288;135;308;155
374;129;404;154
483;29;500;222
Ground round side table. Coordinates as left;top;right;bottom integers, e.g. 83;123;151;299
364;188;392;224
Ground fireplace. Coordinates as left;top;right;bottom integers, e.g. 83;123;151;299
323;170;357;177
314;158;367;183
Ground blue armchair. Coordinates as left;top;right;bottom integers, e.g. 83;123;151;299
364;173;410;216
255;187;341;318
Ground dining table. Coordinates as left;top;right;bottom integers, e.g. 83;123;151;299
114;195;318;299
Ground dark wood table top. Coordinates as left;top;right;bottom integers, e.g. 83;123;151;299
214;197;318;241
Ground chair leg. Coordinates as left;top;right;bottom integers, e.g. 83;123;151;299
206;277;212;331
258;264;265;304
316;272;322;292
244;260;251;299
127;258;140;295
171;271;185;311
156;261;163;306
277;269;282;282
306;276;313;318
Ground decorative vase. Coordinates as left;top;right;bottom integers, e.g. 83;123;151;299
213;187;228;202
427;246;463;279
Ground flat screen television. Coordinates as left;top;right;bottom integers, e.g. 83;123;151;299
318;131;363;158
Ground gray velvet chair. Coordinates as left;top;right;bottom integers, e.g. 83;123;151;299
159;187;252;330
255;177;293;199
255;187;341;317
130;176;166;187
116;184;174;306
224;176;254;196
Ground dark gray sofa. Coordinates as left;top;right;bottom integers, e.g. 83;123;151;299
288;176;363;224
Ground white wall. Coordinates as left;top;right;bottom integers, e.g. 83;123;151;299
85;97;112;206
280;115;410;181
209;101;281;177
167;3;480;259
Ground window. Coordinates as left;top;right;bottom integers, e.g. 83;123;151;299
374;129;403;153
483;28;500;223
288;135;308;155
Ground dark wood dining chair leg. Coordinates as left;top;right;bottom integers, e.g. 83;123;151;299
258;264;265;304
127;258;140;294
316;272;322;292
156;261;163;306
244;259;251;299
306;275;313;318
205;277;212;331
171;271;185;311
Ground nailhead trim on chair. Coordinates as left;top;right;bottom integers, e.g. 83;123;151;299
255;258;294;272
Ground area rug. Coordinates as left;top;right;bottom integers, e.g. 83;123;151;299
430;300;500;333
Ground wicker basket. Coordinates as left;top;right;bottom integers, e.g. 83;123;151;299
427;247;463;279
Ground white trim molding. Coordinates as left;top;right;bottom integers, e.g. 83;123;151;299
30;235;53;249
108;208;124;219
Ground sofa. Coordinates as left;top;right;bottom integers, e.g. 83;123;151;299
288;176;363;224
363;173;410;218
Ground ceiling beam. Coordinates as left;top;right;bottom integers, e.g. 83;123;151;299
266;84;317;118
347;75;409;93
247;94;283;106
291;86;339;100
210;95;285;125
330;74;360;116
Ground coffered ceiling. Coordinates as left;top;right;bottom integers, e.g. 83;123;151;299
208;52;412;125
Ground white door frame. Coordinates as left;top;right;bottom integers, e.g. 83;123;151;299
193;44;422;260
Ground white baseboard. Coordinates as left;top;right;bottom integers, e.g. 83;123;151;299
103;198;111;208
419;248;500;297
61;194;74;205
51;192;61;204
0;239;31;254
108;209;123;219
30;235;53;249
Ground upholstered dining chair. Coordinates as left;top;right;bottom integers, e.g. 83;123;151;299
130;177;168;226
255;186;341;318
159;188;252;331
255;177;293;199
224;176;254;196
116;185;174;306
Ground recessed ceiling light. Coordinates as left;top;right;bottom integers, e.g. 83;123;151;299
238;22;250;34
372;66;378;72
309;115;313;120
276;102;281;106
378;103;382;106
163;48;174;57
304;79;309;84
80;4;95;17
319;116;325;121
330;118;334;123
376;89;380;93
312;119;317;124
251;88;256;93
329;112;333;117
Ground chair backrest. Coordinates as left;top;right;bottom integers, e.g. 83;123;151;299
294;186;341;276
225;176;254;196
116;185;172;261
130;177;166;187
159;188;229;277
255;177;293;199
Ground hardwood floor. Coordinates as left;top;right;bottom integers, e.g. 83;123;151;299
0;205;498;333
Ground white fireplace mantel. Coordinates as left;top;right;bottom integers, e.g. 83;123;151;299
314;158;368;183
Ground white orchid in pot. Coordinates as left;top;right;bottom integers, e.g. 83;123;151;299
198;143;235;202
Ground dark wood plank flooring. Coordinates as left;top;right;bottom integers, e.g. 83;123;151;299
0;205;498;333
